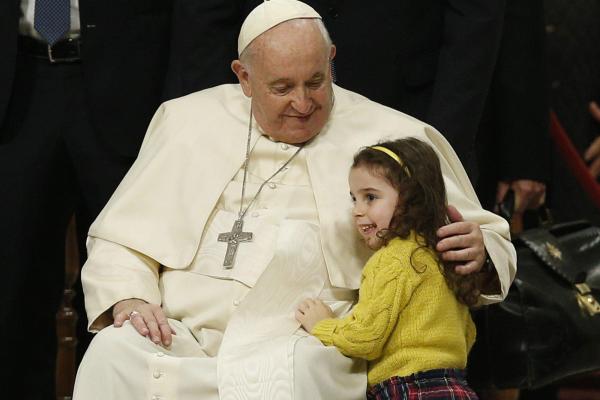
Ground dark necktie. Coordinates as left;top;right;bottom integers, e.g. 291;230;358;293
34;0;71;45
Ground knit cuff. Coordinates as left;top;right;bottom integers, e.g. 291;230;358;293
311;318;338;346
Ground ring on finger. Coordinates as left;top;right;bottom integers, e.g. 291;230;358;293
129;310;141;319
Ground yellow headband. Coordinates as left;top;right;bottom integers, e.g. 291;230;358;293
370;146;412;177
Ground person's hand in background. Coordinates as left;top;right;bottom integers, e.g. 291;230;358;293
584;101;600;178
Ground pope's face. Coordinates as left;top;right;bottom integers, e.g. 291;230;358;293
233;20;336;144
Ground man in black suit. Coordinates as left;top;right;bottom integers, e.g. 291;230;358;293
0;1;172;398
313;0;506;178
469;2;551;399
475;0;550;218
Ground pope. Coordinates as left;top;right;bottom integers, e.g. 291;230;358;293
73;1;516;399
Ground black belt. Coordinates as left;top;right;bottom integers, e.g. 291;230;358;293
18;35;81;64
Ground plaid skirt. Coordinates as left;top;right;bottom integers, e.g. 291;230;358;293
367;369;478;400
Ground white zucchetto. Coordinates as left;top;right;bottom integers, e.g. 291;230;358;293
238;0;321;56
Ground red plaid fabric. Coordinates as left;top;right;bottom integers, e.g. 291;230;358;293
367;369;478;400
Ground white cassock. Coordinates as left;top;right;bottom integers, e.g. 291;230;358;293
73;84;516;400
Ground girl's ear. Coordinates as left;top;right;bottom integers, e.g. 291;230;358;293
394;195;405;216
389;202;404;229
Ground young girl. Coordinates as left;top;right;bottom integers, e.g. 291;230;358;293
296;138;480;399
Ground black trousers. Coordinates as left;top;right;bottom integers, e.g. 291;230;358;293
0;50;134;400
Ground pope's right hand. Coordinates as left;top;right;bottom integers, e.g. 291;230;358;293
112;298;175;346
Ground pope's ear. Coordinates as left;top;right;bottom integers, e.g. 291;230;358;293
328;45;337;80
329;44;336;62
231;60;252;97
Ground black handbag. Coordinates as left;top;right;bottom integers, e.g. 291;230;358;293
468;218;600;389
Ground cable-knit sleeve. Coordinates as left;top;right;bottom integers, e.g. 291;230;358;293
311;249;418;360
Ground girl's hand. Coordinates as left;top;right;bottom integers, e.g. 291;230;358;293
295;298;335;333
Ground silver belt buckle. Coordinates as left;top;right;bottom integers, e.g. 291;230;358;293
47;38;80;63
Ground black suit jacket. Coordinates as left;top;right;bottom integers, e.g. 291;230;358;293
317;0;506;176
475;0;551;209
0;0;173;157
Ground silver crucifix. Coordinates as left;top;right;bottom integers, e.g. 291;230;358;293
217;218;253;268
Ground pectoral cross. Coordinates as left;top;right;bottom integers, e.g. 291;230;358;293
218;219;253;268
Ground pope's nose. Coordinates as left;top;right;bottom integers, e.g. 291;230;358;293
291;88;313;115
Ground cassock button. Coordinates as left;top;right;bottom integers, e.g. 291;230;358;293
152;396;161;400
268;182;277;189
153;371;162;379
281;143;289;150
156;352;164;357
233;300;241;306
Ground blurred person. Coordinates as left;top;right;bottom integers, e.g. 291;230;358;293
545;0;600;224
475;0;550;228
470;1;552;399
0;1;172;398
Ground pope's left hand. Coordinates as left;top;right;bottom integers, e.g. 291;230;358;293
436;205;486;275
295;298;334;333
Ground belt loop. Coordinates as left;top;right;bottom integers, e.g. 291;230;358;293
47;45;56;64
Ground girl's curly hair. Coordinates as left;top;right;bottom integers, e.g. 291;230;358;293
352;138;480;307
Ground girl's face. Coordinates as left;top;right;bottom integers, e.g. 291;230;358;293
348;166;400;250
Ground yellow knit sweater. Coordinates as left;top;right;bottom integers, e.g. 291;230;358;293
311;235;476;387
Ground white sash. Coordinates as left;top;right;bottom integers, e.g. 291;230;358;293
217;221;326;400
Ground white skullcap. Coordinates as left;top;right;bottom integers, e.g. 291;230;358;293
238;0;322;56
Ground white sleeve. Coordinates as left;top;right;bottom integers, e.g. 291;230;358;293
82;236;161;332
424;126;517;303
